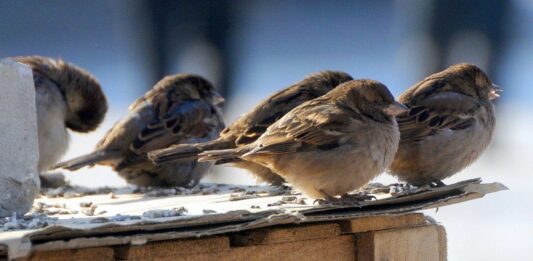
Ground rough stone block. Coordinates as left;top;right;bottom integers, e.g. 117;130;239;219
0;58;40;217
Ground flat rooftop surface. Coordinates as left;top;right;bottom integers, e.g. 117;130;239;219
0;178;505;259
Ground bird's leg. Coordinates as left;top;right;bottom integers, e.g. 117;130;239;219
313;190;338;205
388;182;418;196
430;180;447;187
339;192;376;203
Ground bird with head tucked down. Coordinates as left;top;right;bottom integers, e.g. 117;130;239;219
13;56;107;185
52;74;225;187
388;63;499;186
198;79;407;201
149;71;353;186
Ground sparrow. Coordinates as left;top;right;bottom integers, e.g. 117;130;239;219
148;71;353;186
13;56;107;177
198;80;407;200
388;63;499;186
52;74;225;187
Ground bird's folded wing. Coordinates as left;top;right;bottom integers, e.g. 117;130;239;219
234;86;317;146
129;99;217;155
247;102;356;155
398;91;481;143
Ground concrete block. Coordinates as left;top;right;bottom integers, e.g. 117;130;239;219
0;58;40;217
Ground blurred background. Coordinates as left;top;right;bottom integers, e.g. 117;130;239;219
1;0;531;259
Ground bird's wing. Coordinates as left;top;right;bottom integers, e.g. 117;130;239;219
132;99;220;155
247;102;357;155
398;91;481;143
114;98;221;170
232;87;317;146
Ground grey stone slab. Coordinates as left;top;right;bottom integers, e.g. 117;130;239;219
0;58;40;217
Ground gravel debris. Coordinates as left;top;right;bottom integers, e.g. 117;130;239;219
145;188;177;197
79;201;93;208
267;201;283;207
229;192;258;201
203;209;217;214
1;213;58;231
230;187;246;193
41;185;114;198
142;207;188;218
110;214;142;222
81;205;97;216
89;217;110;224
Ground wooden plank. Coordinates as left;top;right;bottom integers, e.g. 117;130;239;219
340;213;427;233
114;236;229;261
14;217;446;261
437;225;447;261
230;223;341;246
355;224;446;261
180;235;355;261
17;247;114;261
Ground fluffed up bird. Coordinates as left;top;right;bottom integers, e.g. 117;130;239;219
148;71;353;186
13;56;108;176
388;63;499;186
198;80;407;201
52;74;225;187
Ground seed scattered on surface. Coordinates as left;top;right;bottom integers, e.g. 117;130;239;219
79;201;93;208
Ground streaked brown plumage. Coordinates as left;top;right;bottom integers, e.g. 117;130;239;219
13;56;107;173
52;74;225;187
388;63;499;186
149;71;353;185
199;80;406;199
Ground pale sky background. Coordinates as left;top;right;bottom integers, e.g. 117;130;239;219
1;1;532;259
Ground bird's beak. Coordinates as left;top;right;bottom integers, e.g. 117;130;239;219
213;91;225;106
383;101;408;116
489;84;502;100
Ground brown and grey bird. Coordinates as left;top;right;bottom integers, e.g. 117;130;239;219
148;71;353;186
13;56;107;181
198;80;406;200
388;63;499;186
52;74;225;187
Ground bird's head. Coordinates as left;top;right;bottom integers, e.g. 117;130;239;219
304;70;354;93
156;74;225;107
432;63;500;102
14;56;108;133
331;79;407;121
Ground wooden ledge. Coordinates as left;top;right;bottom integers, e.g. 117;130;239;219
15;213;446;261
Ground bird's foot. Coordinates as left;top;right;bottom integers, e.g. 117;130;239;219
388;183;419;196
338;192;376;205
314;191;375;206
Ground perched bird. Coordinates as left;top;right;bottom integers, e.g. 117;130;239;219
388;63;499;186
13;56;107;176
148;71;353;186
52;74;225;187
199;80;407;200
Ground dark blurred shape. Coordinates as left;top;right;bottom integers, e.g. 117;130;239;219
144;0;233;97
429;0;509;80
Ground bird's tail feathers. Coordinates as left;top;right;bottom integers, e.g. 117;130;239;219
197;146;251;163
50;150;121;171
148;138;232;165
